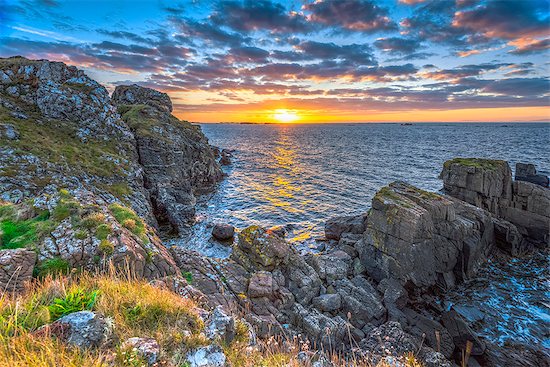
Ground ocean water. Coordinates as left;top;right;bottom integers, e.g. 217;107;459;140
171;122;550;349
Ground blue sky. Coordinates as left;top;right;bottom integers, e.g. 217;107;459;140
0;0;549;122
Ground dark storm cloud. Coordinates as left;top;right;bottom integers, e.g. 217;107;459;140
210;0;310;34
374;37;422;54
303;0;396;33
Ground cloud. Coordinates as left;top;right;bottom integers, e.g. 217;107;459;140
226;46;270;63
374;37;421;54
210;0;310;33
423;62;511;80
170;18;251;47
509;38;550;55
482;77;550;97
303;0;396;33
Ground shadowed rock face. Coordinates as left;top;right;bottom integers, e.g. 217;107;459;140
113;84;223;234
440;158;549;246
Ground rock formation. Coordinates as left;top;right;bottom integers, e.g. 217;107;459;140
440;158;549;248
112;84;223;234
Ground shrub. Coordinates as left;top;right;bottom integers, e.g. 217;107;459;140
34;258;70;278
95;223;111;240
80;213;106;230
122;218;136;231
108;204;148;242
48;288;99;321
98;240;114;256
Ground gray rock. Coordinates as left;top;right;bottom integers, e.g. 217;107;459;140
325;214;366;240
248;271;278;298
122;337;160;366
310;250;352;284
111;84;173;114
232;226;290;271
356;181;494;291
0;248;36;294
212;223;235;241
0;123;19;140
515;163;549;188
206;306;236;344
334;276;385;329
52;311;114;349
492;218;528;256
186;344;227;367
312;293;342;312
441;310;486;356
378;278;408;309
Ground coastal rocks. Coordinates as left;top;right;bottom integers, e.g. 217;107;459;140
113;84;223;234
325;214;367;240
440;158;549;246
356;181;494;291
232;225;290;271
206;306;236;344
186;344;227;367
0;248;36;293
48;311;114;350
212;223;235;241
515;163;549;187
220;149;232;166
122;337;160;366
311;293;342;312
111;84;172;114
441;310;486;356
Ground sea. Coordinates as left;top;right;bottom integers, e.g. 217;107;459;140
172;122;550;350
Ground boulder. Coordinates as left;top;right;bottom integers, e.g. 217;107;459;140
377;278;408;310
122;337;160;366
232;226;290;271
310;250;352;284
206;306;236;344
515;163;549;188
0;248;36;293
48;311;114;350
312;293;342;313
492;218;529;256
220;149;232;166
247;271;278;298
212;223;235;241
441;310;486;356
186;344;227;367
356;181;493;291
111;84;173;114
334;276;386;329
325;214;366;240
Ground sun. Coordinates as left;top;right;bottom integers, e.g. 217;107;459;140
273;109;299;123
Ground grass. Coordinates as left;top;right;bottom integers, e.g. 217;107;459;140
48;288;99;320
108;204;148;243
443;158;507;171
0;205;51;249
34;258;70;278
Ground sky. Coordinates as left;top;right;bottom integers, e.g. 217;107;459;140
0;0;549;123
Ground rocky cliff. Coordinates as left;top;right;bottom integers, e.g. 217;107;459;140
112;84;223;234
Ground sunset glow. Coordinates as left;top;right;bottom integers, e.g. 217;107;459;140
1;0;548;123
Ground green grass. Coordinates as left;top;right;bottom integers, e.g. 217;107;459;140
181;271;193;284
0;209;51;249
108;204;148;243
443;158;507;171
34;258;70;278
48;288;99;321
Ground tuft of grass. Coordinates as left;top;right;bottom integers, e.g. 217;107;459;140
80;213;106;230
34;258;70;278
108;204;148;243
0;209;51;249
95;224;112;240
98;239;114;256
48;288;99;321
181;271;193;284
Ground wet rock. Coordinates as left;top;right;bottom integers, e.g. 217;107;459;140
122;337;160;366
212;223;235;241
441;310;486;356
492;217;529;256
403;308;455;358
0;248;36;293
357;181;494;290
452;305;484;323
312;293;342;312
325;214;366;240
220;149;232;166
206;306;236;344
515;163;549;188
49;311;114;350
186;344;227;367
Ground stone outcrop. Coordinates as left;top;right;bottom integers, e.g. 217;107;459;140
515;163;549;187
112;84;223;233
0;248;36;293
43;311;114;350
440;158;549;246
356;181;494;291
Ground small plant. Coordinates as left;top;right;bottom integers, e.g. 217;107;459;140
122;218;136;231
109;203;149;243
99;239;114;256
115;345;148;367
75;230;88;240
48;288;99;320
80;212;106;230
51;198;80;221
95;223;112;240
181;271;193;284
34;257;70;278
